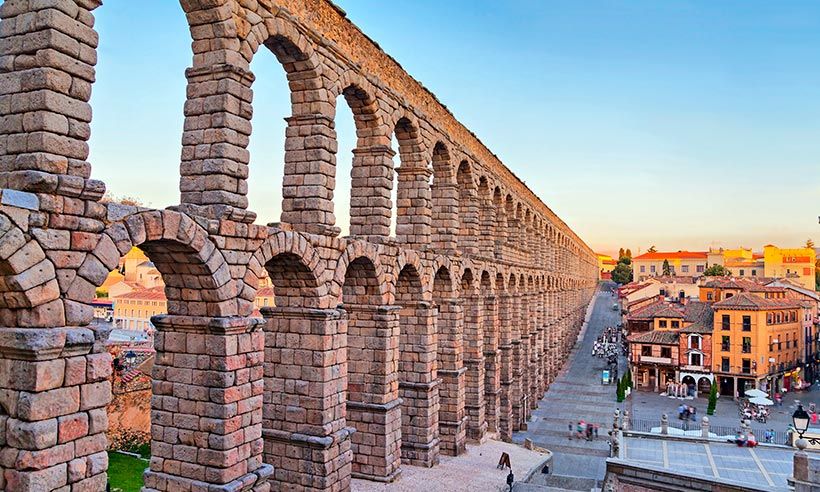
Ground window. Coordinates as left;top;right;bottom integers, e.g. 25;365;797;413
640;265;645;273
725;293;734;298
707;292;713;301
659;320;667;328
697;265;705;273
690;336;700;349
722;315;730;330
650;265;656;273
742;359;752;374
767;313;773;325
661;347;672;358
751;270;757;276
742;337;751;353
682;265;689;273
722;336;730;351
641;346;652;356
739;269;745;276
690;353;702;366
671;320;680;329
660;289;667;296
721;357;730;372
742;316;751;332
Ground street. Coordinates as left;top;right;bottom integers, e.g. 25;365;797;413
513;281;625;490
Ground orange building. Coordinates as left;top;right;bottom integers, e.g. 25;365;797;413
112;286;167;331
710;291;808;397
632;251;708;280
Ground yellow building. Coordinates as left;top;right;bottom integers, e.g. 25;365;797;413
597;253;617;280
113;286;167;331
763;245;816;290
709;286;808;397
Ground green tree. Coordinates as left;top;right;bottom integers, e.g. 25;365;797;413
611;261;633;284
703;264;730;277
662;259;671;276
625;367;633;389
648;245;657;253
807;238;815;249
707;383;718;415
616;376;625;402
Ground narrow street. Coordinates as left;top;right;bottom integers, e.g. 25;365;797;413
514;281;624;490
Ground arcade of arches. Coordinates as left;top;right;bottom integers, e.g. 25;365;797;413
0;1;597;491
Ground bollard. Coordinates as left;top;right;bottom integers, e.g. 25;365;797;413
613;409;620;430
623;410;630;431
701;416;710;439
661;413;669;435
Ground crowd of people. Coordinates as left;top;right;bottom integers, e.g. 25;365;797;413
677;403;698;421
568;420;600;441
739;400;770;423
592;325;625;359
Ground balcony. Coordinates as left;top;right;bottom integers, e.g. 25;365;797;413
681;364;707;372
640;356;673;364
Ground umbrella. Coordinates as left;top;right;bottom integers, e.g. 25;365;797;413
749;397;773;406
745;389;768;398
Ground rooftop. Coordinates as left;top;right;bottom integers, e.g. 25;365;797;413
713;292;802;311
633;251;708;261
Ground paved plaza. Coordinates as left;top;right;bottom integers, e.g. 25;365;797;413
620;435;794;490
351;439;550;492
514;282;626;490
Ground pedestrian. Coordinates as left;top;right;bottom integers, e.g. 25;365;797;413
568;421;574;440
812;412;818;426
586;424;593;441
764;429;773;443
593;423;599;439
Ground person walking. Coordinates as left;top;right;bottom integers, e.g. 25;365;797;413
568;421;574;440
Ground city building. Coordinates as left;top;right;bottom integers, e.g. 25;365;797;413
627;299;714;394
707;247;765;278
597;253;617;280
112;286;167;331
763;244;817;290
632;251;708;280
709;287;810;397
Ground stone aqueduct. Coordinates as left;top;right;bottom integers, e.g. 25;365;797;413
0;0;598;491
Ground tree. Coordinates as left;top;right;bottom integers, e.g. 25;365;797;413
625;367;633;389
707;383;718;415
611;261;633;284
703;264;730;277
618;248;625;259
807;238;815;249
616;376;625;402
625;248;633;259
101;192;144;207
662;259;671;276
647;245;657;253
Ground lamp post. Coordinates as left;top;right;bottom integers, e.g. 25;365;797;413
793;403;810;449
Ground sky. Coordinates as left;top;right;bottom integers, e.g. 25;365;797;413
88;1;820;257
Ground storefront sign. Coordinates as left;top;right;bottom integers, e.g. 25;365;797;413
602;370;610;385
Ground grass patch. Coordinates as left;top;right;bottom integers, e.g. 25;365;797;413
107;451;147;492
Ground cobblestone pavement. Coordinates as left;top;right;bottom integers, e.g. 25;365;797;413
351;439;550;492
513;282;626;490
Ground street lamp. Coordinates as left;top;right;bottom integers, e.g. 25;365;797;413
793;403;810;439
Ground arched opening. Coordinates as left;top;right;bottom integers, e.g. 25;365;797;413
430;143;457;250
497;272;513;440
337;83;382;237
342;256;401;480
698;377;712;395
396;264;439;466
481;271;499;432
433;266;466;456
456;161;477;254
258;249;352;489
461;268;486;441
493;188;506;254
392;117;431;245
477;177;493;256
245;37;304;225
90;4;189;209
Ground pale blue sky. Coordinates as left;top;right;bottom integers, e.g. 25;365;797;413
88;1;819;256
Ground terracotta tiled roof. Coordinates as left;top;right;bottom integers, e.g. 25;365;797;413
633;251;707;260
256;287;275;298
628;301;684;320
680;302;714;333
713;293;801;311
702;278;783;293
113;286;167;301
629;330;679;345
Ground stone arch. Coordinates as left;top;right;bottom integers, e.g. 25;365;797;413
394;248;431;303
431;141;458;250
248;231;328;308
456;160;478;254
75;210;236;320
391;114;432;245
0;212;59;327
331;242;388;305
